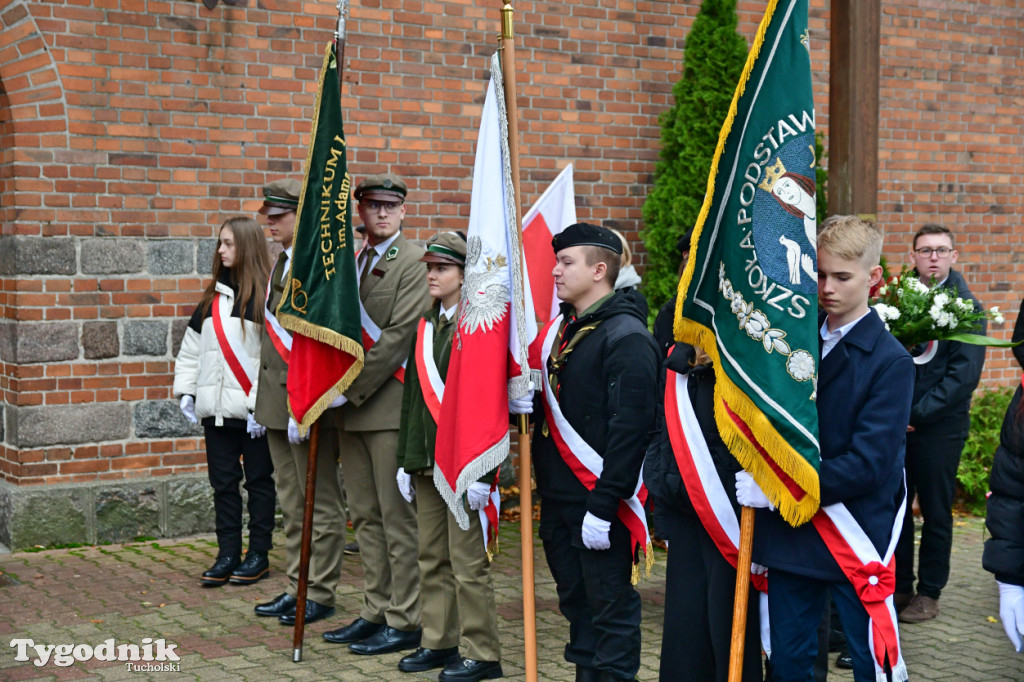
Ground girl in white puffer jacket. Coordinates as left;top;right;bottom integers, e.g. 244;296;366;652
173;217;277;587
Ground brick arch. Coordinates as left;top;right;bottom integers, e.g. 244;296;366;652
0;0;69;148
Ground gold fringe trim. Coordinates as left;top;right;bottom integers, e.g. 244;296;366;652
674;0;780;342
671;2;819;526
680;319;820;527
485;535;499;563
630;542;656;586
285;335;365;435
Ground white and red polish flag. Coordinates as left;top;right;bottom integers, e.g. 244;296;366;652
521;164;576;322
433;52;536;531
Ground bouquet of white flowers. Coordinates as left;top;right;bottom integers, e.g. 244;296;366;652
871;266;1005;348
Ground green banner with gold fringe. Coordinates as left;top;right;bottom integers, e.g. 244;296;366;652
675;0;820;526
276;42;363;430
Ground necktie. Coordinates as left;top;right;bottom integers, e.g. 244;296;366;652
269;250;287;310
359;247;375;287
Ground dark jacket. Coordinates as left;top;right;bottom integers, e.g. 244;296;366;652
755;310;915;581
909;268;987;433
396;305;455;475
644;344;743;517
983;300;1024;586
531;291;660;522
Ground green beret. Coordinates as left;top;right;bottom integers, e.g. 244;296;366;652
354;172;408;202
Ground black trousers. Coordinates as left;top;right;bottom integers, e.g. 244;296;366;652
658;504;762;682
539;498;641;681
895;421;967;599
203;425;276;556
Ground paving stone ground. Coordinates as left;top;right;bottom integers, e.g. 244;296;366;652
0;515;1020;681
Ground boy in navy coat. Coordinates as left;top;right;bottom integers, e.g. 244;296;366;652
736;215;915;682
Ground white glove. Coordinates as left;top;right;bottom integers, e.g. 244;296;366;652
179;395;198;424
467;482;492;511
998;581;1024;652
735;471;774;510
581;512;611;550
246;413;266;439
751;562;768;576
328;394;347;408
396;467;414;503
509;381;535;415
287;417;308;445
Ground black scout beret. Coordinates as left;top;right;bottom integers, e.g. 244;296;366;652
552;222;623;255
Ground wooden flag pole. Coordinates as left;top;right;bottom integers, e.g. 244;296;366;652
292;1;351;663
292;420;321;662
499;4;538;681
727;506;756;682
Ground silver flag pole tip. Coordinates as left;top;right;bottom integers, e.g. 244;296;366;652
292;648;302;663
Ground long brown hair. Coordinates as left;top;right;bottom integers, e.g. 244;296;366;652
199;217;272;336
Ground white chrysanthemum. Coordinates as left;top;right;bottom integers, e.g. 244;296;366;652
956;298;974;312
907;278;929;294
933;292;950;307
930;307;955;328
873;304;900;322
787;350;815;381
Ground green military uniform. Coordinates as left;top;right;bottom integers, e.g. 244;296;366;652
398;287;501;663
332;173;430;632
254;247;345;608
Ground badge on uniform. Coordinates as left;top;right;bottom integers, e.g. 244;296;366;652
385;245;399;261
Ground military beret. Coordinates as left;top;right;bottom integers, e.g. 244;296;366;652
552;222;622;255
354;172;408;202
420;231;467;266
259;178;301;215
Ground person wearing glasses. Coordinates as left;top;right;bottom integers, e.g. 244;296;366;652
895;223;987;623
322;172;431;656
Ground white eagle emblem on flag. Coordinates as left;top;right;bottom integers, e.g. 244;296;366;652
459;235;510;334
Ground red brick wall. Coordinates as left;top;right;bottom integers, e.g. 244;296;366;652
0;0;1019;488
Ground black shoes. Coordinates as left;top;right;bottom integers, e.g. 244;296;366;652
278;599;335;625
229;551;269;584
439;657;504;681
836;650;853;670
344;542;360;556
254;593;297;618
349;626;422;655
201;555;240;587
323;617;384;644
398;646;459;672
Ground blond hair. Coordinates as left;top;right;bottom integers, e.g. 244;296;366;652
817;215;883;267
608;228;633;269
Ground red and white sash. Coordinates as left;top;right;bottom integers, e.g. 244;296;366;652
360;301;407;384
539;318;651;569
415;318;444;421
213;292;257;395
812;492;909;681
664;368;768;593
417;316;498;552
263;275;292;364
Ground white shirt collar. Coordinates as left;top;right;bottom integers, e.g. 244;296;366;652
820;310;871;358
439;303;457;321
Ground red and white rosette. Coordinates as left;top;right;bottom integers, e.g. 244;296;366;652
811;491;909;681
539;317;652;578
